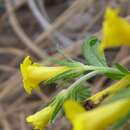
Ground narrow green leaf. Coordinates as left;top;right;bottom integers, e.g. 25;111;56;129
69;83;91;102
50;97;65;122
56;59;82;67
82;36;107;67
45;69;84;85
115;63;130;74
49;83;91;122
104;72;125;80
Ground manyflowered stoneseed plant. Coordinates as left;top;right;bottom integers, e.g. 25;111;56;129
20;7;130;130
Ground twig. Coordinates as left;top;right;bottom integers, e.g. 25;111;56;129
0;119;11;130
0;0;26;29
0;65;16;72
120;56;130;65
5;0;47;59
0;107;12;130
35;0;94;44
82;7;104;32
37;0;50;20
27;0;72;46
19;113;27;130
0;72;19;99
0;47;27;56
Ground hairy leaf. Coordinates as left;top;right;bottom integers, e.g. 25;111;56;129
49;83;91;122
82;36;107;67
45;69;84;85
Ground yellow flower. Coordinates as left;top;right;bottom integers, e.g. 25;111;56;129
64;100;130;130
26;106;53;130
88;74;130;104
20;56;70;94
99;7;130;52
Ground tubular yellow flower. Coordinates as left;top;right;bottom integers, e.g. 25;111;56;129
20;56;70;94
99;7;130;52
64;100;130;130
88;74;130;105
26;106;53;130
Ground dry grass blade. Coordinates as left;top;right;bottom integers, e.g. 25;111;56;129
0;65;16;72
35;0;94;44
0;47;27;56
27;0;72;46
5;0;47;59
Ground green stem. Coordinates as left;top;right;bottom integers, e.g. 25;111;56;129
68;71;100;91
83;65;124;76
67;67;124;96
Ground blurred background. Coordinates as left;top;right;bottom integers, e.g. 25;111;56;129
0;0;130;130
